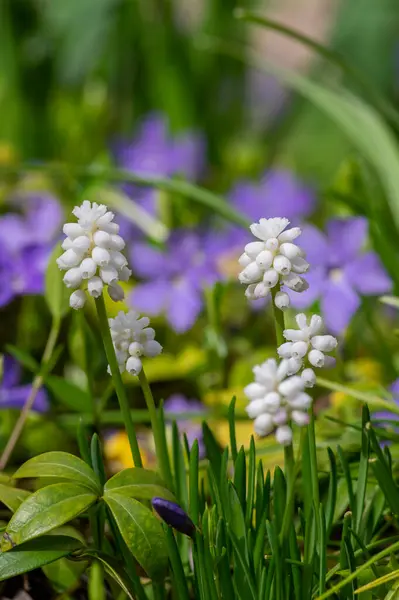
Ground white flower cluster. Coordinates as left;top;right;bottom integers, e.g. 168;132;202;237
57;201;131;309
238;217;309;310
244;359;312;445
278;313;337;387
109;310;162;376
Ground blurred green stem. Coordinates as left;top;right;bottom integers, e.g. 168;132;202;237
0;317;60;470
138;369;173;489
94;295;142;468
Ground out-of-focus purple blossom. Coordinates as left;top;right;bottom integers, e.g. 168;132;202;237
0;355;48;412
0;194;62;307
230;169;315;225
372;380;399;437
113;113;206;241
288;218;392;335
152;497;195;537
164;394;206;458
130;229;220;332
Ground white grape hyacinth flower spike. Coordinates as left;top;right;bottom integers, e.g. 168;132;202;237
57;200;132;309
238;217;309;310
244;358;312;446
278;313;338;388
109;310;162;376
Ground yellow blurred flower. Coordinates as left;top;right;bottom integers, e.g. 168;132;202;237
346;358;383;384
104;430;154;473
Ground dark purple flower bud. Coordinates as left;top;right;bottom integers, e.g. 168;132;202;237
152;497;195;538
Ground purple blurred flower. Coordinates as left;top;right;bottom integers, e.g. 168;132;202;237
164;394;206;457
152;497;195;537
0;194;62;307
0;355;48;412
373;379;399;429
130;229;220;332
230;169;316;224
288;218;392;335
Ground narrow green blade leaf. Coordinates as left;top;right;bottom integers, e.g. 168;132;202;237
45;375;93;413
0;535;83;582
189;440;199;527
1;483;97;549
355;406;370;535
228;396;238;463
234;447;246;513
104;467;175;502
338;446;356;524
13;451;100;494
325;447;337;538
246;436;256;527
105;492;168;581
0;484;30;512
45;243;70;320
229;529;257;600
5;344;39;373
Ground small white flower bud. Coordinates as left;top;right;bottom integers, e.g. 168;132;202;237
110;251;128;269
273;409;288;426
278;227;301;243
282;273;308;292
118;266;132;282
246;399;267;419
309;315;324;335
244;382;267;400
129;342;143;356
63;267;83;289
88;276;104;298
275;425;293;446
93;230;111;247
274;291;290;310
126;356;143;376
283;328;307;342
239;252;252;267
278;376;304;397
96;211;115;227
80;258;97;279
286;357;302;375
291;410;309;426
63;223;85;239
100;265;118;284
302;368;316;387
109;234;126;251
273;255;291;275
256;250;274;270
244;241;266;258
115;350;128;365
139;327;155;341
57;249;81;269
254;413;274;437
262;268;279;288
70;290;86;310
254;282;270;299
308;349;325;368
143;340;163;357
263;392;280;412
92;246;111;267
289;392;312;410
265;237;279;252
239;262;262;284
108;283;125;302
278;342;293;358
245;284;257;300
72;235;91;253
62;238;74;250
279;242;301;260
291;341;308;358
311;335;338;352
291;257;309;274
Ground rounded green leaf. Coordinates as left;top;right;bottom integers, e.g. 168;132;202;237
13;451;101;494
1;483;97;550
104;468;176;502
0;535;83;581
0;483;30;513
45;243;70;320
105;492;168;581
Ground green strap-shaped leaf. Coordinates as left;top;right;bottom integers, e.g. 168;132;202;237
13;451;101;494
105;492;168;581
0;484;30;513
45;375;93;413
45;243;70;320
104;468;175;502
0;535;83;581
1;483;97;550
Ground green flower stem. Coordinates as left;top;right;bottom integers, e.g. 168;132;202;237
138;369;174;490
271;288;296;543
94;295;142;468
0;317;60;470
